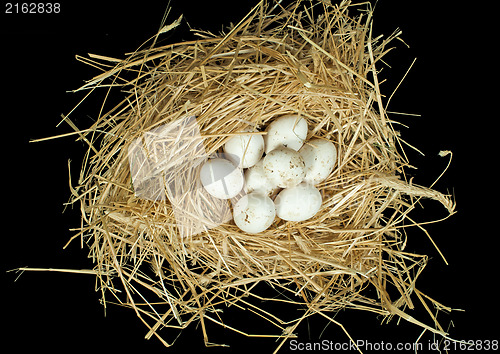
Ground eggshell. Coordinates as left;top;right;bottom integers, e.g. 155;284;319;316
200;158;244;199
224;130;264;168
244;159;280;196
262;147;306;188
233;192;276;234
264;115;308;154
274;183;322;222
299;138;337;185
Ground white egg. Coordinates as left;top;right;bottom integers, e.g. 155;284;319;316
244;159;280;196
264;115;308;154
274;183;322;222
224;130;264;168
200;158;244;199
233;192;276;234
262;147;306;188
299;138;337;185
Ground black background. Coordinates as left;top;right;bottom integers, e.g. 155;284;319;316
1;0;496;353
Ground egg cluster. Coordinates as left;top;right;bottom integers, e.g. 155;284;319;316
199;115;337;234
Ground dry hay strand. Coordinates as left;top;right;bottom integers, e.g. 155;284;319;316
59;0;455;351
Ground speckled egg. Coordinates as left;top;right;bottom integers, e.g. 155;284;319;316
274;183;322;222
233;192;276;234
262;147;306;188
224;130;265;168
244;159;280;196
264;115;308;154
299;138;337;185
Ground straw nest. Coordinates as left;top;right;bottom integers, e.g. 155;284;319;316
62;0;455;351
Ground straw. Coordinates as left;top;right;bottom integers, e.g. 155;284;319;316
35;1;456;352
